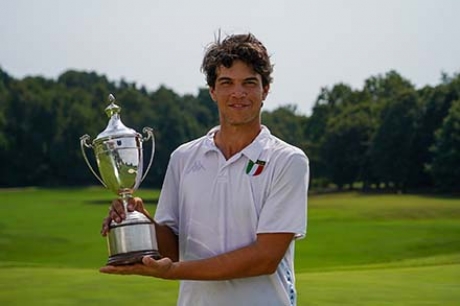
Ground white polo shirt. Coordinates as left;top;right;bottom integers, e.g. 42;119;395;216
155;125;309;306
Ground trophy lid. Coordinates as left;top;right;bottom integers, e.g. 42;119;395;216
94;94;138;143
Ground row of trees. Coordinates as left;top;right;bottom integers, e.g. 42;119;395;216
0;67;459;192
301;71;460;192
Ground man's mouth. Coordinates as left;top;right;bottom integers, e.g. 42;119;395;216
229;103;249;109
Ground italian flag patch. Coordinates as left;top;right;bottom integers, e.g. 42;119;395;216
246;159;266;176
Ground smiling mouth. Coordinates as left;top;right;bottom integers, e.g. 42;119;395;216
229;103;249;109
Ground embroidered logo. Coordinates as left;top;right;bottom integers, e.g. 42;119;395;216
186;160;206;174
246;159;266;176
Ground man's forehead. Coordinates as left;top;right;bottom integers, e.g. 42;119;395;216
216;61;260;79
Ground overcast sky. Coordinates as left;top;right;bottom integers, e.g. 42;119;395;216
1;0;459;115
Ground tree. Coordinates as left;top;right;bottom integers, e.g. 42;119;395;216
320;102;376;189
0;68;12;185
368;90;421;191
262;104;305;147
429;99;460;192
1;66;459;192
362;70;414;101
416;73;460;188
185;88;219;133
143;86;201;186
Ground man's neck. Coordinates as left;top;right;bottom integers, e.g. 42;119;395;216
214;124;262;160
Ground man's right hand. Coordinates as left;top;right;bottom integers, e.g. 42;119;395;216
100;197;150;236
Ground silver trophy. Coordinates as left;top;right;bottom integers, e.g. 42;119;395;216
80;94;160;265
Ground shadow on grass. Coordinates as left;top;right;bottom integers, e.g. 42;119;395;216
85;198;159;205
310;186;460;200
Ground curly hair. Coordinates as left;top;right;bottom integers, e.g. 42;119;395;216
201;33;274;88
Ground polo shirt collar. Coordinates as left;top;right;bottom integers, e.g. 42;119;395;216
203;125;271;162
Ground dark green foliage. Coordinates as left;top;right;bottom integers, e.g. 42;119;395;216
262;104;305;146
429;99;460;191
368;90;421;191
321;103;376;189
0;66;460;192
0;69;221;188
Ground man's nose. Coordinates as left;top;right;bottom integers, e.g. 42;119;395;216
230;85;247;98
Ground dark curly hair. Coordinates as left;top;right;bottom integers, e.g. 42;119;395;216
201;33;274;88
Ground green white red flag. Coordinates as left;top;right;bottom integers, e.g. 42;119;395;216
246;159;266;176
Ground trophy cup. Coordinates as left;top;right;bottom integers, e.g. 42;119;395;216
80;94;160;265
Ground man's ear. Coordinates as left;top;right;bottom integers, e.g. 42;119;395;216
209;87;217;102
262;85;270;101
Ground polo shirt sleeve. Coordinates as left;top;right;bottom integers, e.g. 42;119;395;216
256;152;309;239
154;153;180;235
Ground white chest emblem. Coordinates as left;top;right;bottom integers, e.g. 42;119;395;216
186;160;206;174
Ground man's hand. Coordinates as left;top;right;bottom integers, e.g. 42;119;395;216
100;197;150;236
99;256;174;279
101;233;294;281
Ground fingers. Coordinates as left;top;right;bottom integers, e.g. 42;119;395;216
142;256;173;275
99;256;173;278
142;255;157;266
100;216;111;236
99;263;147;275
130;197;151;217
99;264;134;275
100;199;124;237
111;199;125;221
142;256;171;267
126;197;140;212
100;197;150;237
110;198;141;219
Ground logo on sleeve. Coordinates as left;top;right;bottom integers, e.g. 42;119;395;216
246;159;266;176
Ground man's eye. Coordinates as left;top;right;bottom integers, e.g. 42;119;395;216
245;81;258;86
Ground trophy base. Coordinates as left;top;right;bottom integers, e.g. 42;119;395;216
106;211;160;266
107;249;162;266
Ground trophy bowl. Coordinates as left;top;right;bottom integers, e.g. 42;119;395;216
80;94;161;265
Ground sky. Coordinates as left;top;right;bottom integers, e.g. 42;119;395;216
1;0;459;115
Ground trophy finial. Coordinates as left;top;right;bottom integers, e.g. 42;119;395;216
105;94;121;118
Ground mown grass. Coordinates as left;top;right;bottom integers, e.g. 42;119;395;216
0;188;459;305
298;192;460;272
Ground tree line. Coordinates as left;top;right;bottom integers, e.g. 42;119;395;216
0;67;459;192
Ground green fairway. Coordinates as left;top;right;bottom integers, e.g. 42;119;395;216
0;188;459;305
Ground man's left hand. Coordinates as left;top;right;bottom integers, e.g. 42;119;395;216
99;256;174;278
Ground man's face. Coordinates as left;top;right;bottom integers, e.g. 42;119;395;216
209;60;270;127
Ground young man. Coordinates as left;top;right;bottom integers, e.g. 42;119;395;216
101;33;309;306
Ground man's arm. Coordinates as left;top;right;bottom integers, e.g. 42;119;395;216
100;232;294;280
155;222;179;262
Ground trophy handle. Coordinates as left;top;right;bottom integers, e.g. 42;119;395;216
141;127;155;183
80;134;107;187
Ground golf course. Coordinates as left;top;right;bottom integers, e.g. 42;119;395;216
0;188;459;305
